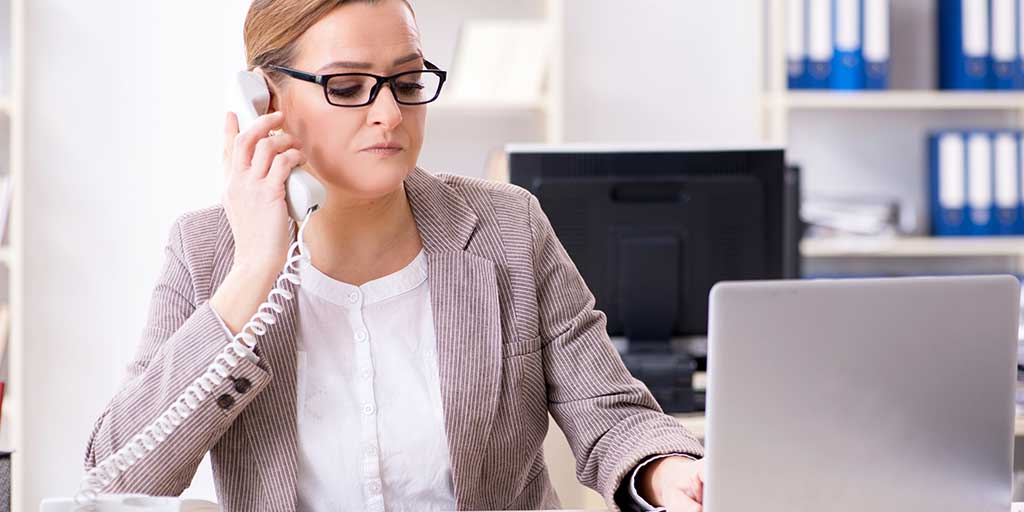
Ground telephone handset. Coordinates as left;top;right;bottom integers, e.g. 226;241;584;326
232;70;327;223
41;71;323;512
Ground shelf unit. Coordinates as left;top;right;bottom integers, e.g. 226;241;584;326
763;0;1024;254
415;0;563;181
762;0;1024;145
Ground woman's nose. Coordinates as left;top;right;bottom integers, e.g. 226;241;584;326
366;84;403;129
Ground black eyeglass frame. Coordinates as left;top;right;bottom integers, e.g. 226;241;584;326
267;59;448;107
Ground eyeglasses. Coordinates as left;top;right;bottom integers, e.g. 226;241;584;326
267;59;448;108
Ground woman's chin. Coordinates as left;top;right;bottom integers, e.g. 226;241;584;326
333;163;414;198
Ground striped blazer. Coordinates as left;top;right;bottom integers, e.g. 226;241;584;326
84;166;704;511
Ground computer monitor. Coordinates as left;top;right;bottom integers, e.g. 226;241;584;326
507;144;798;411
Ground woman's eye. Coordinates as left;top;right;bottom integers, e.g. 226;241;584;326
328;86;362;98
396;82;425;92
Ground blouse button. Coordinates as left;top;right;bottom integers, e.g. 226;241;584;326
367;479;381;494
355;330;368;342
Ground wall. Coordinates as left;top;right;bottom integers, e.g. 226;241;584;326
561;0;762;145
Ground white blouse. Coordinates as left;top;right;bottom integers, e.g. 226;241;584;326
215;247;456;511
291;247;455;511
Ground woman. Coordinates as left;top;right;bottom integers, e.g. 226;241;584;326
84;1;705;510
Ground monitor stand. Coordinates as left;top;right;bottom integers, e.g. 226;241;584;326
618;347;699;413
615;235;701;413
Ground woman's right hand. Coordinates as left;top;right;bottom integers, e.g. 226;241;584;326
221;110;307;278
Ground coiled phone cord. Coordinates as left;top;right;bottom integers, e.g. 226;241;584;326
73;206;318;510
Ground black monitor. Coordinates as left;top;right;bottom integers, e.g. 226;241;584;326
508;145;798;412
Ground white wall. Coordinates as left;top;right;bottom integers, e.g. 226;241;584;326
23;1;248;507
21;1;761;509
561;0;761;145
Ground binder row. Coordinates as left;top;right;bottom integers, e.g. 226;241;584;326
788;0;891;90
939;0;1024;89
929;130;1024;236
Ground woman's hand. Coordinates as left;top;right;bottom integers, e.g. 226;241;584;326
635;456;705;511
221;110;307;278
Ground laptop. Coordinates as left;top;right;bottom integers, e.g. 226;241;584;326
704;275;1020;512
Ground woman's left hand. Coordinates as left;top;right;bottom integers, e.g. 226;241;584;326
635;456;704;511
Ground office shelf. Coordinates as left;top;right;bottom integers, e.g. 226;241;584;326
768;91;1024;112
801;236;1024;259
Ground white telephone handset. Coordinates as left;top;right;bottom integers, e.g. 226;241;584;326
41;70;324;512
232;70;326;223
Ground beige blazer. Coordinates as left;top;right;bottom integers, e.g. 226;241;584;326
84;166;703;511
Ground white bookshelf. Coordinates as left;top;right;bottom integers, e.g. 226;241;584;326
761;0;1024;143
415;0;564;179
762;0;1024;247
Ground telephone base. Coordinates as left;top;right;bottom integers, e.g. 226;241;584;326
40;494;219;512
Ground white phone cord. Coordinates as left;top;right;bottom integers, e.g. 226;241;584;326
73;206;318;510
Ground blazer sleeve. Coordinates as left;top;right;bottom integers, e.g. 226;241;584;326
527;193;704;511
83;215;273;496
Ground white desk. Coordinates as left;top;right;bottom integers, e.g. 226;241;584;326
541;414;1024;510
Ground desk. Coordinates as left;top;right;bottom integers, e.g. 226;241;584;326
542;414;1024;510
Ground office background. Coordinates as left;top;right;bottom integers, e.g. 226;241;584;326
6;0;1024;510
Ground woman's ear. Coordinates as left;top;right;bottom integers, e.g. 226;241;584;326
252;66;281;114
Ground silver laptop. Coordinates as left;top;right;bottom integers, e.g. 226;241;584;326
704;275;1020;512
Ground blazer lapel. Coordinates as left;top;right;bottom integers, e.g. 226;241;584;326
405;167;503;510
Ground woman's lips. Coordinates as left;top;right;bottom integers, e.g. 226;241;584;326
362;147;403;156
362;144;401;155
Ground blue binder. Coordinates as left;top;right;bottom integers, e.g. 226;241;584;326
965;131;997;235
938;0;992;89
788;0;808;89
862;0;890;89
806;0;834;88
991;0;1019;89
831;0;865;89
1017;0;1024;88
1018;132;1024;232
992;131;1020;234
930;131;969;236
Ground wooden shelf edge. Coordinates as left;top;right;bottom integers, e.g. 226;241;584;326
801;236;1024;259
765;91;1024;111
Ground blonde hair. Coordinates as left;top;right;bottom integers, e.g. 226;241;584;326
244;0;416;79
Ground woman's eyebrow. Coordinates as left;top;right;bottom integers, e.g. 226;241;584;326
316;51;423;73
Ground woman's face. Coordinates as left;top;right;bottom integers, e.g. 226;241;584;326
274;0;426;200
